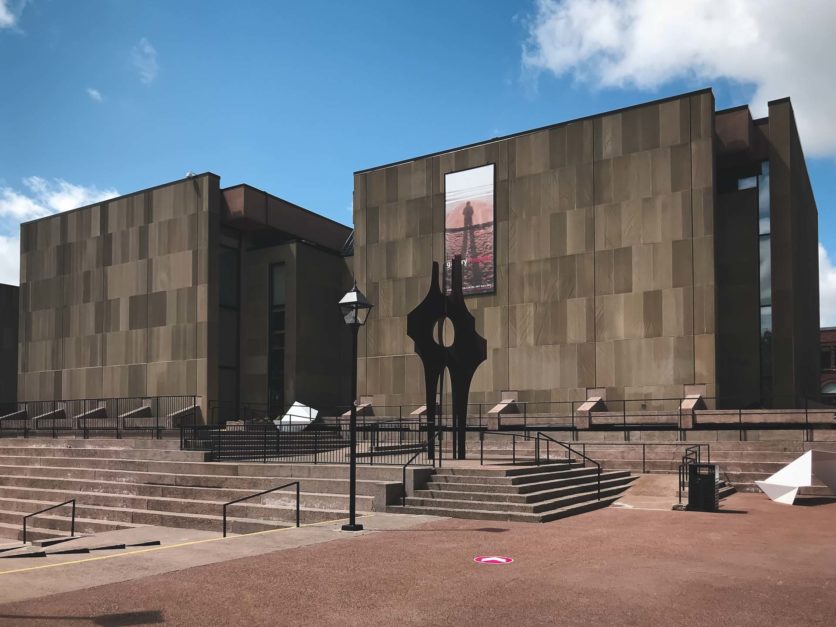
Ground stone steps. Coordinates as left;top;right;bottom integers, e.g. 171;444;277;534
0;487;356;522
415;475;635;506
391;496;620;523
389;464;635;523
0;440;406;541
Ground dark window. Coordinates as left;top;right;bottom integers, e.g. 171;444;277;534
823;348;835;371
268;263;286;415
739;161;772;406
218;231;240;410
759;236;772;306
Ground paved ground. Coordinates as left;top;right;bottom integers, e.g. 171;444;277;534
0;493;834;626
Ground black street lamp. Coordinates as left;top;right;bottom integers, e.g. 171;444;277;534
339;282;373;532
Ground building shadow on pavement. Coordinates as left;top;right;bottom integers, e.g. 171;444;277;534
0;610;163;626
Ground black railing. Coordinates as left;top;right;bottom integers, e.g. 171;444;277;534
185;417;435;467
678;446;703;504
23;499;76;544
535;433;601;500
478;430;537;465
324;397;836;441
208;401;271;426
223;482;300;537
401;431;443;506
0;396;199;439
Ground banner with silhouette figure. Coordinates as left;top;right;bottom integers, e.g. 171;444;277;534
444;164;495;295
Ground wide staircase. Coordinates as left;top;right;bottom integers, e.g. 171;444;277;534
390;460;636;522
466;435;836;497
0;438;402;542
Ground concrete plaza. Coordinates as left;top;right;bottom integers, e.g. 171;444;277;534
0;492;833;626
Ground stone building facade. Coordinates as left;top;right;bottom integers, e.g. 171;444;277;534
352;89;820;409
16;174;353;420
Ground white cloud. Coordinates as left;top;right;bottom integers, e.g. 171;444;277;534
86;87;103;102
820;243;836;326
523;0;836;157
0;0;27;29
0;235;19;285
131;37;158;84
0;178;118;286
0;177;118;222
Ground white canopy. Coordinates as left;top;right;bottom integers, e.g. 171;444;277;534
756;450;836;504
274;402;319;432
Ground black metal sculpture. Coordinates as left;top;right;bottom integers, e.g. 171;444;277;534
407;256;487;459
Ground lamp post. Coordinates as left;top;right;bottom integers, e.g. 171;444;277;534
339;282;373;532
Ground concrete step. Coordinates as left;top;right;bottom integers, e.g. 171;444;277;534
426;469;630;494
0;437;183;450
405;483;630;514
415;475;635;505
425;470;632;496
0;470;394;503
0;521;83;543
0;499;291;538
0;508;134;539
389;495;620;523
0;488;359;523
430;465;597;487
0;446;208;462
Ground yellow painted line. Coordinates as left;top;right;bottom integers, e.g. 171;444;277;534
0;515;369;577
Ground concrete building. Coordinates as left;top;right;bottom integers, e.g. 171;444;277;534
17;174;353;420
0;284;18;407
352;88;820;409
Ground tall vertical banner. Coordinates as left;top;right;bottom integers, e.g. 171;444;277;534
444;164;495;295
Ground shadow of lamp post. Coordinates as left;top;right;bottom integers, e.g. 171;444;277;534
339;282;373;532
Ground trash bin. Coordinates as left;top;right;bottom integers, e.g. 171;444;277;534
688;463;719;512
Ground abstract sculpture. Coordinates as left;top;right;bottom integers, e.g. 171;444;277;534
407;257;487;459
755;450;836;504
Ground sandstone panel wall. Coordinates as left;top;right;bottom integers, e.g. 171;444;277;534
17;175;219;412
354;90;717;407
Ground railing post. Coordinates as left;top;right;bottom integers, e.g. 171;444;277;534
535;432;540;466
314;428;319;464
295;482;300;528
512;436;516;465
223;503;228;538
739;408;743;441
262;426;267;464
71;500;76;537
622;400;627;442
480;430;484;465
524;402;527;429
642;444;646;474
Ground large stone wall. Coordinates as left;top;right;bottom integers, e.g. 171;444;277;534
768;99;821;406
0;284;18;405
17;175;219;411
353;90;717;407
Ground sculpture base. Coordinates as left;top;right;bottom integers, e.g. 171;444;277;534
341;523;364;532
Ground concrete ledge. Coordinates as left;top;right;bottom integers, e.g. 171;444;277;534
119;406;152;419
0;410;27;422
341;403;373;418
576;397;606;429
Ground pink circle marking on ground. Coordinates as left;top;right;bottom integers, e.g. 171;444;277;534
474;555;514;565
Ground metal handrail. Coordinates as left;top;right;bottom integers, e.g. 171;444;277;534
401;431;442;506
479;430;532;465
222;482;300;537
23;499;76;544
536;432;601;500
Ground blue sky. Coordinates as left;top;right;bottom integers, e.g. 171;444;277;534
1;0;834;321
